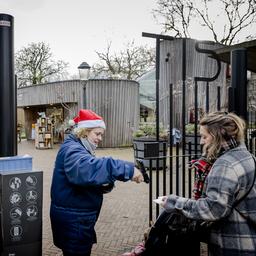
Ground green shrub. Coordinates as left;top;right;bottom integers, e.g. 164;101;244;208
133;123;168;139
185;123;200;134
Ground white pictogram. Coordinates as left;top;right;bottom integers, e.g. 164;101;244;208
26;205;38;217
9;177;21;190
10;225;22;237
10;207;22;219
10;192;22;205
25;175;37;187
26;190;37;202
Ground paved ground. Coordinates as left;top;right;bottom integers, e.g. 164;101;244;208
18;140;149;256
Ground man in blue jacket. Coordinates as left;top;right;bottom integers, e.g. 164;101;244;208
50;109;144;256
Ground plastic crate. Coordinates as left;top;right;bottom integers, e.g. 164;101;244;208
0;155;32;171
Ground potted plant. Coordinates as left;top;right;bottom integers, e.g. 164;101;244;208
132;123;168;169
132;123;168;140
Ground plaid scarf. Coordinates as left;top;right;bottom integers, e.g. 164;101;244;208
190;157;212;200
191;137;238;200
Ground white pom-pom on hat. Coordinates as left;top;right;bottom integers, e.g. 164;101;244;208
68;119;75;126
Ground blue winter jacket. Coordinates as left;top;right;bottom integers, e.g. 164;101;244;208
50;134;134;253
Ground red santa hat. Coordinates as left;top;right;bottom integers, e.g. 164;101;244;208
74;109;106;129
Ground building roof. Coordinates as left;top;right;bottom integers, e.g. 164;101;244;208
213;39;256;73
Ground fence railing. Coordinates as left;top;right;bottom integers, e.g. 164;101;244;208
143;134;256;225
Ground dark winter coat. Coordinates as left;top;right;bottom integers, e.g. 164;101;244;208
50;134;134;254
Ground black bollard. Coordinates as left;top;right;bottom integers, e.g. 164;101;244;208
229;48;247;122
0;13;16;156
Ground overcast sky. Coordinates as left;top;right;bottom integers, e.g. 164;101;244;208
0;0;162;76
1;0;254;77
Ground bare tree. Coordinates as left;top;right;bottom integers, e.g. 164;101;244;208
153;0;256;45
91;41;155;80
15;42;69;87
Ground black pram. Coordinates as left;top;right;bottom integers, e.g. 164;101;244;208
141;210;201;256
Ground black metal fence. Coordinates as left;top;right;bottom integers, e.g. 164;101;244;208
145;134;256;226
142;39;256;225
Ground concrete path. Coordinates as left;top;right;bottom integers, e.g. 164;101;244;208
18;140;149;256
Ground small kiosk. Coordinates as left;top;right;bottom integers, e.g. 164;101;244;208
35;116;53;149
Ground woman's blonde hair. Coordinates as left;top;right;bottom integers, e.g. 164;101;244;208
199;111;246;159
73;127;93;139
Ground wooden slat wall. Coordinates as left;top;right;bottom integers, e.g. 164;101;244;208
85;79;139;148
17;80;82;107
248;73;256;121
159;38;227;129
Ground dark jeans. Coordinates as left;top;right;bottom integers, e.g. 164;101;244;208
63;250;91;256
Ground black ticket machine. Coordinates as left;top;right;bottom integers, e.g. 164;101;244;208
0;156;43;256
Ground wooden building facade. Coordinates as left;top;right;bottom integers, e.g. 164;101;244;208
158;38;227;129
17;79;139;148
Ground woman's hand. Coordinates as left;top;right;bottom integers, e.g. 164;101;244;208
153;196;168;207
160;196;168;207
132;167;144;183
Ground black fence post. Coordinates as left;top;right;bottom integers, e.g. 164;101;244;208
0;14;16;156
229;48;247;122
142;32;174;141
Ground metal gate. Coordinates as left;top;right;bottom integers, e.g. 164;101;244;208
142;34;256;225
